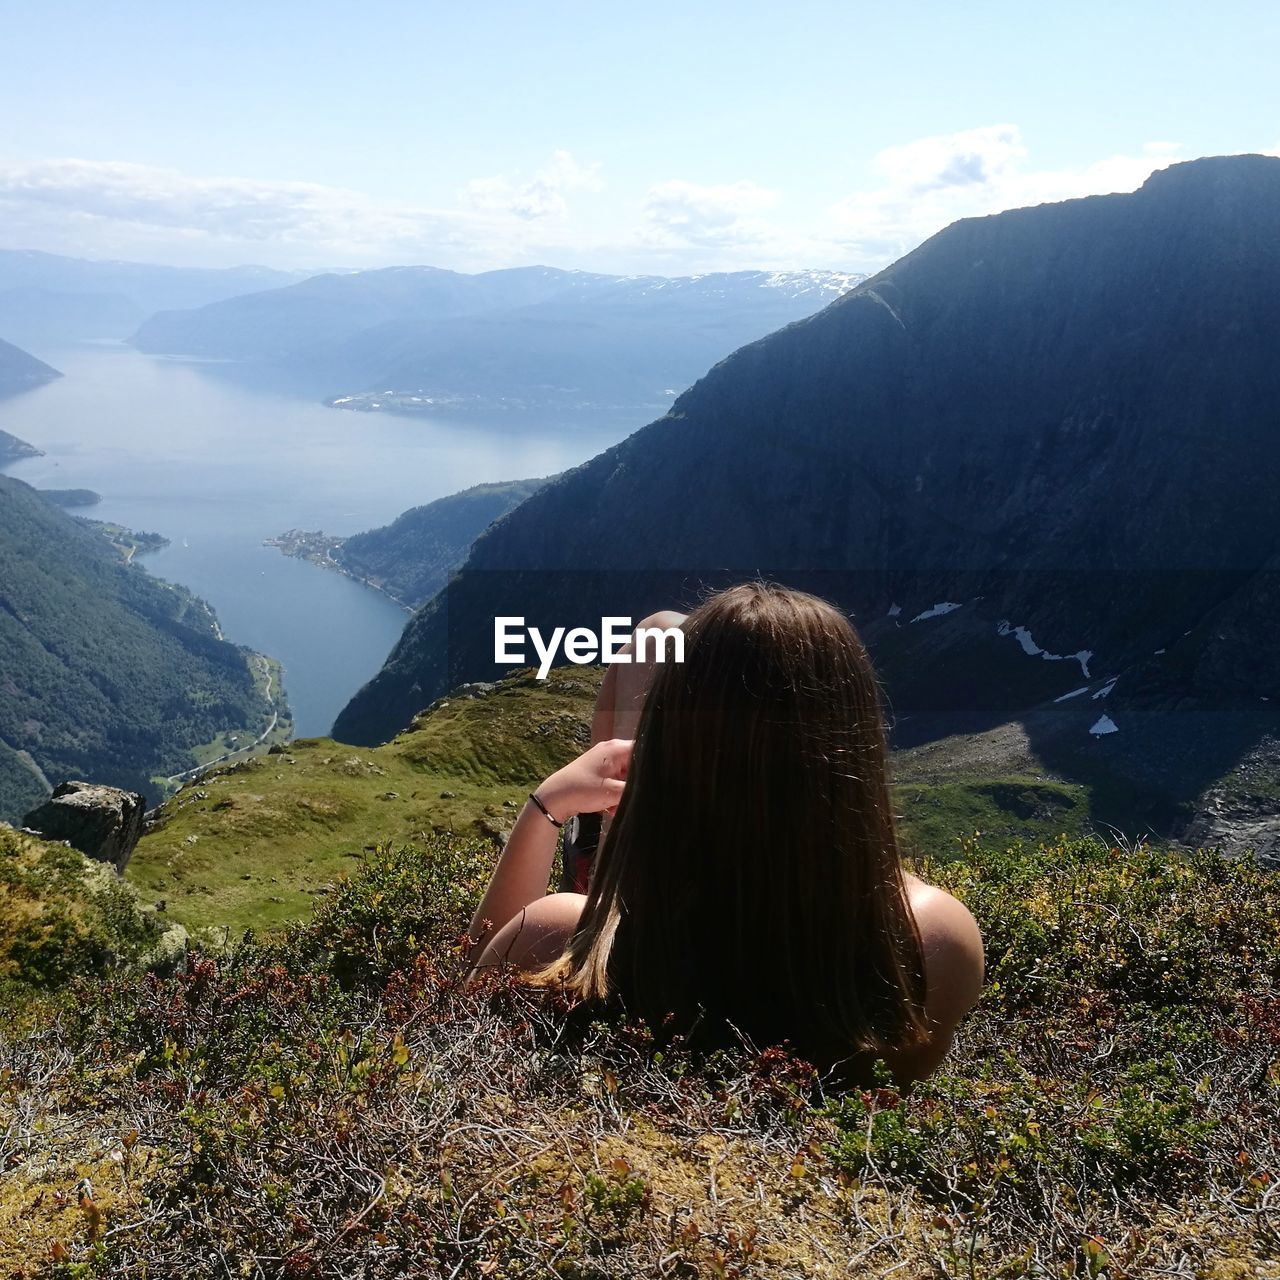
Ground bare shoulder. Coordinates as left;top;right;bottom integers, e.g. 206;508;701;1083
473;892;587;975
904;873;985;1015
871;874;986;1085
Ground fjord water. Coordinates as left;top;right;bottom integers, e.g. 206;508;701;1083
0;343;621;736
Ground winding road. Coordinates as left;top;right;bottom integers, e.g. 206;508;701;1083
164;657;281;786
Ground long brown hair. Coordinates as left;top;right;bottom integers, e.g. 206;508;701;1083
541;582;928;1065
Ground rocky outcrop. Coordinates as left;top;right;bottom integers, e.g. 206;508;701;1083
1182;799;1280;867
1180;734;1280;866
23;780;146;872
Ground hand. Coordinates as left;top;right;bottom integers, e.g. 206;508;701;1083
536;738;633;821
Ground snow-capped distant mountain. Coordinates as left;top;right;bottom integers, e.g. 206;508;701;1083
132;265;867;419
763;269;867;298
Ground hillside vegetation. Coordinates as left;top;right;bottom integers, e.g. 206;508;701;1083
0;474;283;820
2;825;1277;1275
275;477;547;610
126;669;600;935
1;666;1277;1274
0;823;174;1001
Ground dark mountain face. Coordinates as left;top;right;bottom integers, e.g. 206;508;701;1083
130;266;863;413
334;155;1280;840
334;477;549;610
0;338;60;399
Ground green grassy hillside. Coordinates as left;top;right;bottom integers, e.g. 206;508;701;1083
127;664;1159;939
126;668;599;935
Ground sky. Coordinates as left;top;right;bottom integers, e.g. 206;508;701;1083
1;0;1277;277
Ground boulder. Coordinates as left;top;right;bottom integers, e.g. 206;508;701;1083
22;780;146;872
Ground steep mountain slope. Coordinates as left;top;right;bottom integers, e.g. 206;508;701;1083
0;475;280;820
334;155;1280;847
131;265;863;413
0;429;42;464
318;476;547;609
0;248;307;344
0;337;60;399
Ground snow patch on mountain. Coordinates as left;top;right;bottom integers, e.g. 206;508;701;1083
1054;685;1090;702
911;601;962;623
762;270;866;298
997;620;1093;678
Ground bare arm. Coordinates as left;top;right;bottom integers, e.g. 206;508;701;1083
465;738;632;967
466;799;565;963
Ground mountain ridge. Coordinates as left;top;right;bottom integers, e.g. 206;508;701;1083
333;154;1280;852
131;265;865;415
0;247;310;344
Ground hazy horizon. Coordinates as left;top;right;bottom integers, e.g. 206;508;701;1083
2;1;1277;277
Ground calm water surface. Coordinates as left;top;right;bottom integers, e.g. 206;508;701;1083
0;343;623;735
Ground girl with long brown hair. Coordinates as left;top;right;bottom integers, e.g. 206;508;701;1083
467;582;983;1083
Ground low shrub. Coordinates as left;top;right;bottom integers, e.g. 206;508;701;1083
1;834;1277;1277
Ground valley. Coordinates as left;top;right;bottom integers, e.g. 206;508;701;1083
0;342;595;738
132;266;866;417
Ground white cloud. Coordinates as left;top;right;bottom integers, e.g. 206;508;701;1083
0;153;605;270
0;132;1271;274
826;127;1189;265
462;149;603;221
629;128;1198;270
874;124;1029;193
640;179;781;248
0;158;470;264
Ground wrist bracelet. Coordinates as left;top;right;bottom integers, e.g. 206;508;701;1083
528;791;564;828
